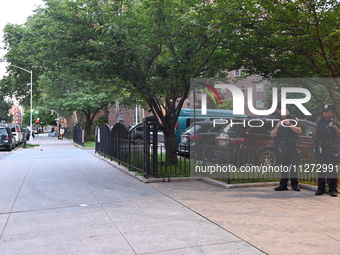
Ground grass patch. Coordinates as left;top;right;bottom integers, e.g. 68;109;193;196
20;143;40;148
299;180;318;186
84;141;95;148
133;171;144;176
157;153;191;177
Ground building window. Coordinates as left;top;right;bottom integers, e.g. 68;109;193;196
234;69;245;77
118;115;124;123
255;100;265;109
255;83;264;93
133;115;141;124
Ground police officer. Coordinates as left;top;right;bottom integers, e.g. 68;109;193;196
312;105;340;197
270;105;302;191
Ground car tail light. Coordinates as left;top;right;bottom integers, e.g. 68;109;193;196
175;122;178;130
190;134;203;140
16;127;19;132
229;138;246;144
5;136;9;141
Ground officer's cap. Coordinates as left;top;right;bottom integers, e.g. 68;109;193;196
322;104;335;112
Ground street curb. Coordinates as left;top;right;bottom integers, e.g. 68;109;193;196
93;152;318;192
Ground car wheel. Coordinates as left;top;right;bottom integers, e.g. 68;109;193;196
259;149;276;166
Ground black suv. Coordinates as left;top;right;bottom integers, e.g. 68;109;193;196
178;120;227;157
129;123;164;144
0;126;16;151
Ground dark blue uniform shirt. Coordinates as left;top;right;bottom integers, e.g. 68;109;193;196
273;115;300;143
315;118;340;142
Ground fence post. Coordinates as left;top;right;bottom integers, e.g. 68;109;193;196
151;118;158;177
143;118;150;178
143;116;158;178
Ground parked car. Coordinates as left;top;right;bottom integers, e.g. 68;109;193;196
0;126;16;151
175;108;247;146
178;120;227;157
0;124;24;146
214;118;317;166
129;123;164;144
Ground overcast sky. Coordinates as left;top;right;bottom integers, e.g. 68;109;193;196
0;0;45;77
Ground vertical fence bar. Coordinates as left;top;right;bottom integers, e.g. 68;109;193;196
143;118;151;178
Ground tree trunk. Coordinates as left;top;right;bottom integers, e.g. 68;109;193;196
85;112;92;141
163;126;178;165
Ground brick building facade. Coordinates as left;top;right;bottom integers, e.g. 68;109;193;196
10;105;22;125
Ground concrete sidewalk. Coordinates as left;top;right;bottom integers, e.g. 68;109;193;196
151;181;340;255
0;135;264;255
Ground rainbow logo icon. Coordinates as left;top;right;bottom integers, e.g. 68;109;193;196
197;82;223;106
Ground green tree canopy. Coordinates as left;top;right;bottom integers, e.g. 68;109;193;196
211;0;340;116
79;0;232;163
0;98;13;123
1;0;339;163
1;0;130;138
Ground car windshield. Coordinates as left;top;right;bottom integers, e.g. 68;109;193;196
219;123;237;134
0;128;7;135
225;122;244;134
184;125;203;134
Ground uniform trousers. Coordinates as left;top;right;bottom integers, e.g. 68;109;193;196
315;144;338;192
277;144;299;187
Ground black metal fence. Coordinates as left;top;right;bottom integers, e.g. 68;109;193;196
191;144;319;184
73;127;85;147
94;117;173;178
92;121;329;184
